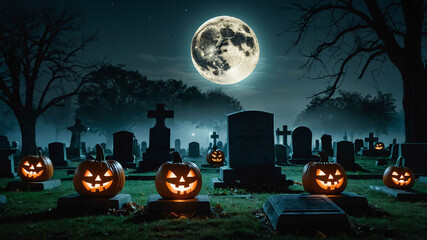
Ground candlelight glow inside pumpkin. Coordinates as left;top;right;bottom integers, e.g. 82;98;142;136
18;148;53;182
315;169;345;190
206;146;225;166
165;170;198;195
81;169;114;192
21;161;44;178
374;142;385;150
391;171;412;186
383;157;415;189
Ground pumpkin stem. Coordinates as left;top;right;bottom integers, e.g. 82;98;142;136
95;144;105;161
396;156;405;167
170;151;182;163
35;147;43;156
316;151;329;163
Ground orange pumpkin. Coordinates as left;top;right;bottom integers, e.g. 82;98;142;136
374;142;385;150
206;146;225;166
18;148;53;182
302;151;347;194
155;151;202;199
383;157;415;189
73;144;125;197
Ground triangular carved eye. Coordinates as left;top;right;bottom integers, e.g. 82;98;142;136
187;170;195;177
335;169;341;175
167;171;177;178
316;169;326;176
404;172;411;176
24;161;30;166
36;162;42;167
104;170;112;177
392;171;399;176
84;170;93;177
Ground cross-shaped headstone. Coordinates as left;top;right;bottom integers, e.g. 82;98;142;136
211;132;219;147
276;125;291;145
67;119;88;149
148;104;174;127
364;132;378;150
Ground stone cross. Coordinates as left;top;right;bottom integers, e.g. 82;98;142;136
67;119;87;149
276;125;291;145
364;132;378;150
211;132;219;147
148;104;174;128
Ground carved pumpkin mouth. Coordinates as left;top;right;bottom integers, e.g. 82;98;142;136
166;180;198;195
391;177;411;186
211;158;223;162
315;178;344;190
21;168;44;178
82;180;113;192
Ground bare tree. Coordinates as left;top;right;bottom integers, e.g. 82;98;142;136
285;0;426;142
0;1;96;156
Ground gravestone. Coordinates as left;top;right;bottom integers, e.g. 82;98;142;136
48;142;69;167
57;193;132;214
217;141;224;150
389;143;399;161
211;111;286;188
321;134;334;156
0;136;17;178
290;127;318;164
354;139;364;154
334;141;355;167
132;139;141;158
399;143;427;173
369;185;427;201
174;139;185;156
111;131;136;168
211;132;219;147
141;141;147;153
7;179;62;191
362;132;388;157
188;142;200;157
275;144;288;165
138;104;174;172
66;119;87;160
11;141;21;157
276;125;292;146
313;139;320;152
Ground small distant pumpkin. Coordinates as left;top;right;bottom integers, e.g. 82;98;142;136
206;146;225;166
18;147;53;182
383;157;415;189
73;144;125;198
302;151;347;194
155;151;202;199
374;142;385;150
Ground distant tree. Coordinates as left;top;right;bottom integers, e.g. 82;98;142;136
0;1;96;155
296;90;397;136
284;0;427;142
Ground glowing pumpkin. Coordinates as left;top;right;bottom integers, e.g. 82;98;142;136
73;144;125;197
374;142;385;150
302;151;347;194
155;151;202;199
383;156;415;189
206;146;225;166
18;148;53;182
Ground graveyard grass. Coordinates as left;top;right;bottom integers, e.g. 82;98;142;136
1;156;426;240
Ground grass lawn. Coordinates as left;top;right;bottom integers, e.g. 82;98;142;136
0;156;426;240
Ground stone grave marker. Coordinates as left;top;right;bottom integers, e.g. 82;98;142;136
110;131;136;168
48;142;69;167
334;141;355;167
217;141;223;150
66;119;87;160
354;139;364;154
369;185;427;201
141;141;147;154
389;143;399;161
275;144;288;165
211;132;219;147
174;139;185;156
399;143;427;173
138;104;174;172
362;133;388;157
211;110;286;188
313;139;320;152
276;125;291;146
321;134;334;156
188;142;200;157
290;126;318;164
132;139;141;158
0;136;17;177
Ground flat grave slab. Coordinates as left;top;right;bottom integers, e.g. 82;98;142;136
325;192;369;212
0;194;6;204
146;194;211;214
57;193;132;213
7;179;61;191
263;194;350;233
369;185;427;201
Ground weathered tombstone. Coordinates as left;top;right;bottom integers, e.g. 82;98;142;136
81;142;87;155
211;132;219;147
399;143;427;173
290;126;318;164
138;104;174;172
66;119;87;160
362;132;388;157
275;144;288;165
354;139;364;154
48;142;69;167
334;141;355;167
188;142;200;157
132;139;141;158
276;125;292;146
211;111;286;188
11;141;21;157
364;132;378;151
174;139;181;151
0;136;17;177
141;141;147;154
111;131;136;168
217;141;224;150
321;134;334;156
313;139;320;152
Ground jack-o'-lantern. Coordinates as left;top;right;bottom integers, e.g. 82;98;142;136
375;142;385;150
383;156;415;189
73;144;125;197
18;148;54;182
155;151;202;199
206;146;225;166
302;151;347;194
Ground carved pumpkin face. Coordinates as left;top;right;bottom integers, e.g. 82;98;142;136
206;147;225;166
155;152;202;199
73;144;125;197
18;148;53;182
383;157;415;189
374;142;385;150
302;151;347;194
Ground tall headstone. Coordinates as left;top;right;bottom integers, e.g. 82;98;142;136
354;139;364;154
188;142;200;157
321;134;334;156
211;132;219;147
389;143;399;161
138;104;174;172
290;127;318;164
399;143;427;173
66;119;87;160
364;132;378;151
212;111;286;188
174;139;181;151
313;139;320;152
0;136;17;177
132;139;141;158
141;141;147;154
275;144;288;165
111;131;136;168
334;141;355;167
48;142;69;167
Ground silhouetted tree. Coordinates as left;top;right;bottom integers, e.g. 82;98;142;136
296;90;397;136
0;1;96;155
285;0;427;142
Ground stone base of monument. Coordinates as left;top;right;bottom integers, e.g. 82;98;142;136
289;156;318;164
0;194;6;205
263;194;350;233
7;179;61;191
369;185;427;201
57;193;132;214
325;192;369;213
362;149;389;157
146;195;211;214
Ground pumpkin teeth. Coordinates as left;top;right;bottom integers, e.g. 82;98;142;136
166;180;198;195
82;180;113;192
391;177;411;186
315;178;344;190
22;168;44;178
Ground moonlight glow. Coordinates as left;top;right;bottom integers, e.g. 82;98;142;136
191;16;260;85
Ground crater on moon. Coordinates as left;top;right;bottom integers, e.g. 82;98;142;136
191;16;260;85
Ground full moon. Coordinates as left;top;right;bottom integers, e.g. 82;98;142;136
191;16;260;85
